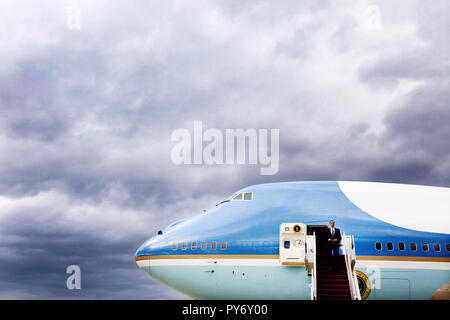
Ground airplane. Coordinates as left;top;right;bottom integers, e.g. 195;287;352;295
135;181;450;300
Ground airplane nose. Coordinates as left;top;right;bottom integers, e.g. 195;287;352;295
135;238;155;276
136;255;151;276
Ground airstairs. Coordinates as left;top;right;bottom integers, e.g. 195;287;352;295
278;223;360;300
306;233;361;300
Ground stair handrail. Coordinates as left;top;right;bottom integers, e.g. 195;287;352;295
312;232;317;300
351;235;361;300
308;232;317;300
342;234;361;300
341;235;354;299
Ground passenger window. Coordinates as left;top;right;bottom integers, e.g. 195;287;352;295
211;241;217;250
243;192;253;200
433;243;441;252
220;241;227;249
387;242;394;251
182;242;187;250
284;241;290;249
233;193;243;200
172;242;178;250
191;242;197;250
410;242;417;251
201;241;207;250
398;242;405;251
421;242;429;252
375;242;382;251
446;243;450;252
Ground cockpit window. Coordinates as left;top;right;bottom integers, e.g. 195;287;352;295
243;192;253;200
233;193;243;200
216;193;236;206
216;192;253;206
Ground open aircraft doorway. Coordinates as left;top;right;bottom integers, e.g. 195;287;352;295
307;225;330;254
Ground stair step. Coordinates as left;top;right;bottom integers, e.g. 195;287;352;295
318;294;351;300
319;297;352;300
318;277;348;281
318;276;349;280
320;286;350;291
317;274;348;280
318;272;347;276
319;279;349;282
319;284;350;288
319;282;350;287
317;269;346;272
319;283;350;288
319;288;351;293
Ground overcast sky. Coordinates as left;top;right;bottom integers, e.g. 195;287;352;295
0;0;449;299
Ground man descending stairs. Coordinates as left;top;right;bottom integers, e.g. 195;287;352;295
306;224;361;300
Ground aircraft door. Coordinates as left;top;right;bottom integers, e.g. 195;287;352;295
279;223;306;266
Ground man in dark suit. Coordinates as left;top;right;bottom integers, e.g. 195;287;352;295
327;220;342;271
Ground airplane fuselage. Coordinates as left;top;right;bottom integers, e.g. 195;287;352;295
136;181;450;299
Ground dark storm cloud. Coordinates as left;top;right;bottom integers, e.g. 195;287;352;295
0;0;449;299
358;50;449;89
356;0;450;186
0;227;184;299
0;190;192;299
376;83;450;186
383;85;450;155
358;1;450;89
0;59;70;141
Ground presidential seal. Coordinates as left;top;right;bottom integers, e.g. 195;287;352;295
356;270;371;300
